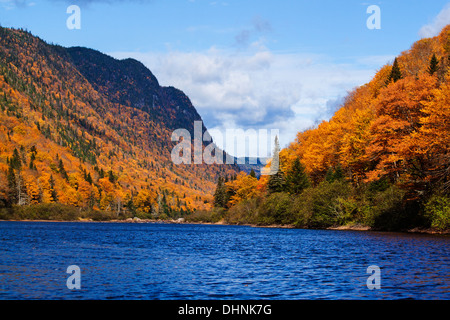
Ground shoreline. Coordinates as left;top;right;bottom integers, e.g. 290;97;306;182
1;218;449;235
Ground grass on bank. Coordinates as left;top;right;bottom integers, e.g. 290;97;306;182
0;203;120;221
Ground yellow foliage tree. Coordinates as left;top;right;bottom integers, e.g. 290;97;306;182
225;172;259;207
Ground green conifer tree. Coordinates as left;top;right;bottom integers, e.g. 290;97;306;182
325;165;344;183
213;176;226;208
387;58;402;84
268;136;286;193
58;159;68;180
428;53;439;75
7;165;17;204
11;148;21;170
49;174;58;202
108;170;115;183
286;158;310;194
86;172;93;184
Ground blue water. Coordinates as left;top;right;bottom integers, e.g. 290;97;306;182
0;221;448;300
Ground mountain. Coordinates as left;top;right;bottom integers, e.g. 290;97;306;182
66;47;205;135
236;157;268;177
0;27;239;216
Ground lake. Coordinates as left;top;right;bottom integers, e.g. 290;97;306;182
0;221;448;299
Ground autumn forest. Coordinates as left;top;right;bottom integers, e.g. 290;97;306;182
0;26;449;232
0;26;239;221
209;26;450;232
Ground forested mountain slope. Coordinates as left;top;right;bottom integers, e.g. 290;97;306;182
0;27;239;218
214;25;450;232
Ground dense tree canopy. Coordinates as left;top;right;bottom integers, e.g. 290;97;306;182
0;27;239;218
212;25;450;231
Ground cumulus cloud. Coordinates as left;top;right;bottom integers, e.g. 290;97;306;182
419;3;450;38
110;47;375;155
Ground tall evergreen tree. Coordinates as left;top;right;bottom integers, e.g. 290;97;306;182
387;58;402;83
285;158;310;194
7;165;17;204
86;172;93;184
58;159;68;180
11;148;21;170
268;136;286;193
333;165;344;181
29;152;36;170
268;170;286;194
325;167;334;183
161;194;170;216
249;169;256;178
224;176;235;207
325;165;344;183
49;174;58;202
428;53;439;75
99;168;105;179
108;170;115;183
213;176;226;208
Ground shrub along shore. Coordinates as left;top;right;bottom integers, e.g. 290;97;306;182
0;201;448;235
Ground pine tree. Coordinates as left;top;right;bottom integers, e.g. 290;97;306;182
49;174;57;202
387;58;402;84
325;167;334;183
285;158;310;194
29;152;36;170
325;165;344;183
108;170;115;183
428;53;439;75
161;194;170;216
86;172;93;184
249;169;256;178
268;136;286;193
333;165;344;181
58;159;68;180
7;165;17;204
268;171;286;194
11;148;21;170
125;194;136;216
213;176;226;207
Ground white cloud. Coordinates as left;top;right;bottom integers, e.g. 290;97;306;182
110;48;376;156
419;3;450;38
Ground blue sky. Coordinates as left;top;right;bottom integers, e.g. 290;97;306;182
2;0;450;156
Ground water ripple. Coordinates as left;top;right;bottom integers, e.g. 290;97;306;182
0;221;449;299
